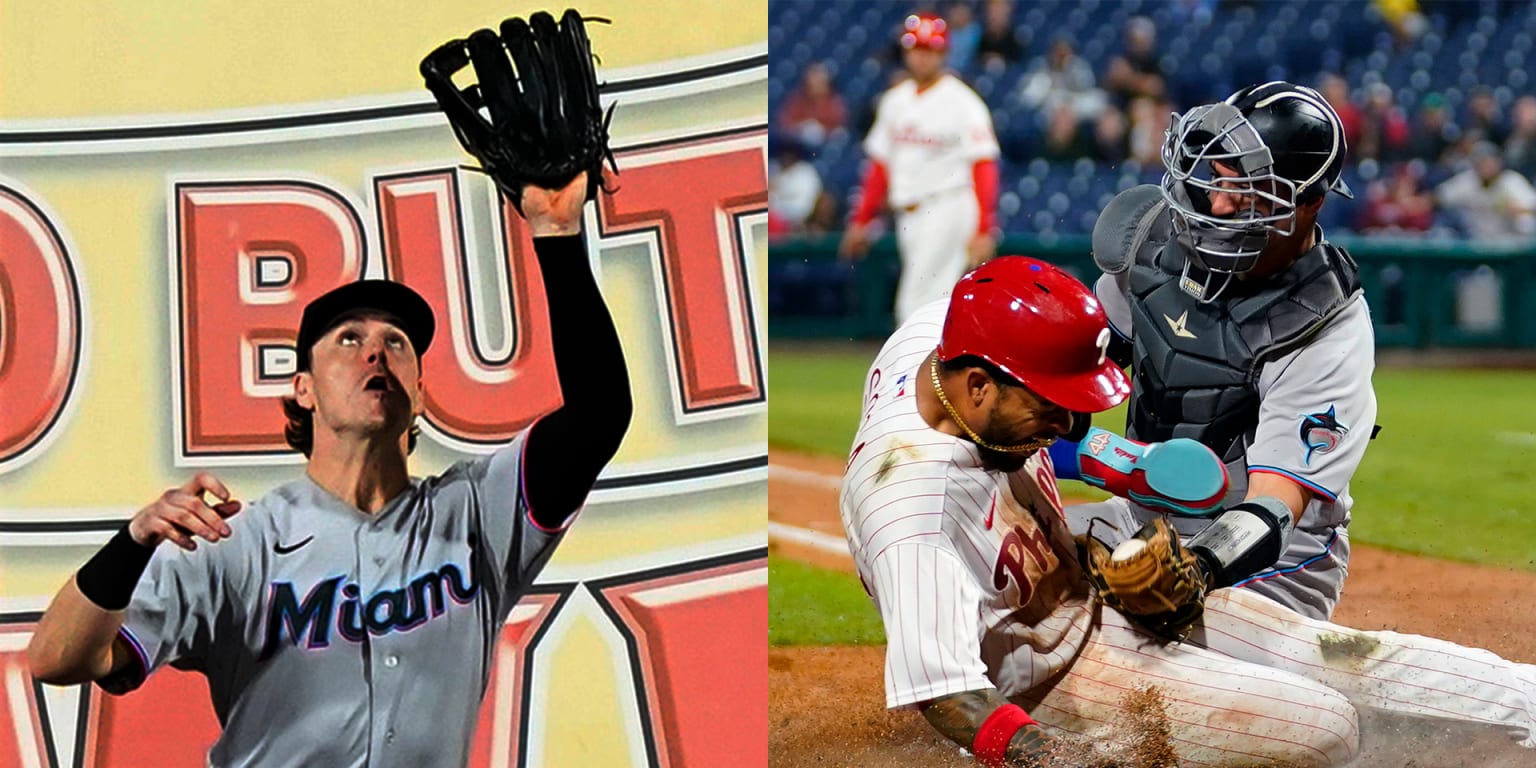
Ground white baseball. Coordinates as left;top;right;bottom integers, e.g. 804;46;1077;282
1112;539;1147;562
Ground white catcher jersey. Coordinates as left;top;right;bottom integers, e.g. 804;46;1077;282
101;432;564;768
863;74;999;209
840;299;1093;710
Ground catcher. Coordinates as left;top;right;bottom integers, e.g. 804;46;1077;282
27;11;629;767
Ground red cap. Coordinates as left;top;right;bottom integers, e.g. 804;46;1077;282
937;257;1130;413
900;13;948;51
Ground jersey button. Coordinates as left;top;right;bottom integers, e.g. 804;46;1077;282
385;729;395;743
385;654;399;668
373;555;385;566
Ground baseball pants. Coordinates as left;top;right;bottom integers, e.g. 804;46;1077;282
893;190;977;324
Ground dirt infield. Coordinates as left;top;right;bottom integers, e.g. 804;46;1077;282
769;449;1536;767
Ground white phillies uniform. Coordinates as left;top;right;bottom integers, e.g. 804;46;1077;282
839;299;1095;709
863;74;999;323
843;300;1536;766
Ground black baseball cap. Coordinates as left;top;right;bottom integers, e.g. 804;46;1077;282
295;280;435;371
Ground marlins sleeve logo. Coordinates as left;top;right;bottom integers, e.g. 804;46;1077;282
1299;405;1348;465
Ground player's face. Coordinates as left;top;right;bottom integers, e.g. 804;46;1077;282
903;47;945;82
1205;161;1278;219
1207;160;1326;266
980;380;1072;448
296;314;424;446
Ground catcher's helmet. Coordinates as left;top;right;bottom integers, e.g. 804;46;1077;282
1160;81;1351;299
899;13;948;51
937;257;1130;413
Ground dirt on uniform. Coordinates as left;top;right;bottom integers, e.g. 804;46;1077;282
771;449;1536;767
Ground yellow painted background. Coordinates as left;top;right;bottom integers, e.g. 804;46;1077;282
1;0;764;116
1;2;766;766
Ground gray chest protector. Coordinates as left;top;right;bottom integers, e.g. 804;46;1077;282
1093;186;1362;462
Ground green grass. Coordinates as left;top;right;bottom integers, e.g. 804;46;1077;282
1348;369;1536;568
766;344;873;457
771;344;1536;571
768;555;885;646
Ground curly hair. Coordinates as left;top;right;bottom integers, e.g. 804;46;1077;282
281;397;419;457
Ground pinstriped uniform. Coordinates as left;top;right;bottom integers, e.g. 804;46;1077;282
839;299;1093;710
838;300;1536;765
838;302;1359;766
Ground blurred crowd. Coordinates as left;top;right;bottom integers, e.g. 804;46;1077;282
769;0;1536;244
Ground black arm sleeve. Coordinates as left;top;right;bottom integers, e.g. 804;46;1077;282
523;234;634;528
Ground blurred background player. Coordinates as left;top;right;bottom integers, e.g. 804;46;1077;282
839;12;1000;324
771;2;1536;333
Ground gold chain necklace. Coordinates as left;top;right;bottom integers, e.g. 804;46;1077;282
929;357;1056;454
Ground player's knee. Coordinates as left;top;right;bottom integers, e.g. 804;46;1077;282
1269;683;1359;767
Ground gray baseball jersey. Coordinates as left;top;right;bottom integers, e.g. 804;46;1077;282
1092;272;1377;618
99;433;564;768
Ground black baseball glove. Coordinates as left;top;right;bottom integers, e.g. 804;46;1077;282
421;9;617;215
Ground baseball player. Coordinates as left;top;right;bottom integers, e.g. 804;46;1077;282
1063;81;1377;621
26;167;630;767
839;12;1000;325
842;257;1536;766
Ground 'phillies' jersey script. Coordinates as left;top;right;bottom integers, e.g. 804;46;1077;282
864;74;999;209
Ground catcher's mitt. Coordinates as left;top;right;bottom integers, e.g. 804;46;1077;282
421;9;617;215
1078;518;1209;641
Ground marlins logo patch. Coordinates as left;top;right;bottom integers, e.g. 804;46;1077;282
1299;405;1348;465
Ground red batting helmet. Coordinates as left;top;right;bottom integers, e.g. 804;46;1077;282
937;256;1130;413
900;13;948;51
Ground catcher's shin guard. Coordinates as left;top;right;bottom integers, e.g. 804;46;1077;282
1077;428;1228;516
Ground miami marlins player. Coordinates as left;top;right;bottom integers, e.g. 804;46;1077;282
839;11;1000;324
26;172;631;767
843;258;1536;766
1067;81;1378;620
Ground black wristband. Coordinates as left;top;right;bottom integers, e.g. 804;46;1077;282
1186;498;1293;589
76;524;156;610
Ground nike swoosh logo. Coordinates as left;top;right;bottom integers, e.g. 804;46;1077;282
274;535;314;555
1164;310;1197;339
984;497;996;530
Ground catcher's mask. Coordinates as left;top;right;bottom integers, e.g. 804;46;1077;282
1160;81;1352;301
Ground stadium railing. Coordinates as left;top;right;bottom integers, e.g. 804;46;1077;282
768;234;1536;349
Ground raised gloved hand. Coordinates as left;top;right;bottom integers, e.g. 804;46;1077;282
421;9;617;217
